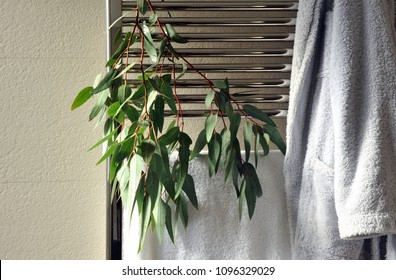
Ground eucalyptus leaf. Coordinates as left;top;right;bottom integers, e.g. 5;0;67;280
71;87;93;110
129;154;145;195
89;89;109;121
153;197;166;242
88;128;118;151
164;24;188;43
117;84;132;107
243;121;253;162
138;0;149;15
148;14;158;26
182;174;198;209
142;22;158;63
107;102;121;117
164;202;174;243
160;79;177;114
96;143;117;165
141;139;156;163
205;114;217;142
176;63;188;80
244;178;257;220
239;178;246;221
114;62;137;80
190;129;207;160
263;124;286;155
243;104;276;127
113;28;122;45
159;127;179;145
205;90;215;109
93;69;117;94
138;196;151;252
178;196;189;229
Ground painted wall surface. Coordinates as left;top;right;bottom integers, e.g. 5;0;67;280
0;0;107;259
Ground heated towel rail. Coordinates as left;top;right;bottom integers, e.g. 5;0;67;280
106;0;298;259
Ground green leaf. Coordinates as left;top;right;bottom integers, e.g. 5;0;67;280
152;97;165;133
243;162;263;198
263;124;286;155
146;90;158;113
164;202;174;243
93;69;117;94
244;177;256;220
243;104;277;127
71;87;93;110
158;144;175;199
96;143;117;165
153;197;166;242
205;90;215;109
243;121;253;162
114;62;137;80
190;129;207;160
178;196;189;228
158;39;167;60
113;138;134;163
138;196;151;252
113;28;122;45
138;0;149;15
116;83;131;105
88;128;118;151
208;133;222;177
258;129;269;156
141;139;156;163
160;79;177;114
130;155;145;208
159;127;179;145
165;42;179;59
146;171;160;207
176;63;188;80
214;80;228;90
239;178;246;221
182;174;198;209
89;89;109;121
229;112;241;142
136;176;145;214
148;14;158;25
205;114;217;142
254;128;260;168
124;106;139;122
142;22;158;63
107;102;121;117
164;24;188;43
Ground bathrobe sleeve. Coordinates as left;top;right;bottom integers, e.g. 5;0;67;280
328;0;396;239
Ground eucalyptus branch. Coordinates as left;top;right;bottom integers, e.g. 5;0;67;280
71;0;286;252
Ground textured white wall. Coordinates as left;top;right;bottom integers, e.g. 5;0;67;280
0;1;107;259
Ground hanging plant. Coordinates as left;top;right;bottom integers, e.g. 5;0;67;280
71;0;286;251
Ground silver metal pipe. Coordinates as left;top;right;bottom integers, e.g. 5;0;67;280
163;109;288;118
126;48;293;57
127;79;290;88
131;32;295;42
177;94;290;103
123;1;298;11
125;63;292;73
123;17;296;26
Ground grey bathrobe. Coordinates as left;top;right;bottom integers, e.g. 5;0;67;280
284;0;396;259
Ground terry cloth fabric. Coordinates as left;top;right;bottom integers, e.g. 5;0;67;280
284;0;396;259
122;151;292;260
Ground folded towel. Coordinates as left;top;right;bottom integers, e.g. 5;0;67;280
123;151;291;260
284;0;396;259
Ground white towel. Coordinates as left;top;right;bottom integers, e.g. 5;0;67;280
123;151;291;260
284;0;396;259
